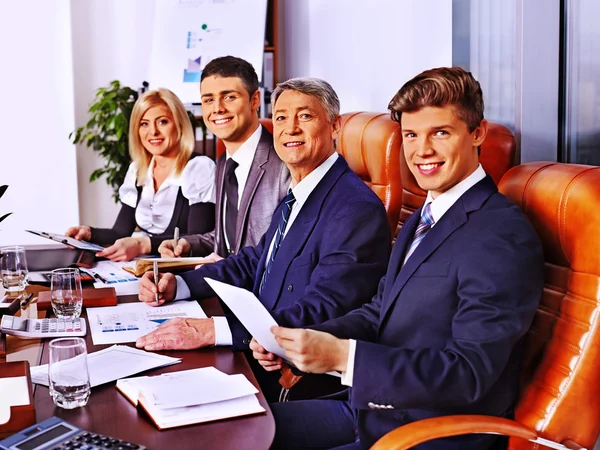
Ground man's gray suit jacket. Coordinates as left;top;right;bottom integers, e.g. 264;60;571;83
185;128;290;257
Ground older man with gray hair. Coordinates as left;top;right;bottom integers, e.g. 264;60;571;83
135;77;391;400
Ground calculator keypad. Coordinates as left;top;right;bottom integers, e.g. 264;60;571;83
52;431;144;449
34;318;83;334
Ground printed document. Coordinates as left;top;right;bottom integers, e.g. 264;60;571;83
89;260;140;296
87;301;207;345
30;345;181;387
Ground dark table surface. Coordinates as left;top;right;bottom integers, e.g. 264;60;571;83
31;294;275;450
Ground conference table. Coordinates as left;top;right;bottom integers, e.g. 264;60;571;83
1;247;276;450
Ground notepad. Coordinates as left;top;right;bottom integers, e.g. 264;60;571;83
30;345;181;387
116;367;265;429
122;257;215;277
0;376;30;425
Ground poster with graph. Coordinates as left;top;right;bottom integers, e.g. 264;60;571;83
149;0;267;105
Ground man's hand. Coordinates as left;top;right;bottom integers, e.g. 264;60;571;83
273;327;349;374
96;236;150;261
158;238;191;258
65;225;91;241
138;271;177;305
135;318;216;350
250;337;283;371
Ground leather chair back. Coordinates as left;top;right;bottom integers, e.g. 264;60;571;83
397;122;516;238
338;112;403;232
498;162;600;450
215;118;273;159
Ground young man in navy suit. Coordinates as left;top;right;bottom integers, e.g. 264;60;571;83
136;77;391;401
254;67;545;449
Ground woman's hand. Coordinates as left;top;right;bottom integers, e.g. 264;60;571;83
65;225;92;241
96;236;151;262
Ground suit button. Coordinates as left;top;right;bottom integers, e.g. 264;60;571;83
242;338;250;345
367;402;376;410
287;284;293;292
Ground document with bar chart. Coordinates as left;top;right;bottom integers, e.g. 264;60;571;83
87;301;206;345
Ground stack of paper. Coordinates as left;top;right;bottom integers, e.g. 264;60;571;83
122;257;214;277
30;345;181;387
116;367;265;429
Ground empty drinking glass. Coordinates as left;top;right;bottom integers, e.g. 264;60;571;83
0;246;28;293
50;268;83;319
48;337;91;409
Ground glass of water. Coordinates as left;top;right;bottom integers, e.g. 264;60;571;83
48;337;91;409
50;268;83;319
0;246;28;293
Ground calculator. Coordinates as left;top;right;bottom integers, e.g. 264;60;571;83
0;416;145;450
0;316;87;338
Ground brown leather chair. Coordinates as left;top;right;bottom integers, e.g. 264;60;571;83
397;122;516;238
337;112;403;232
372;162;600;450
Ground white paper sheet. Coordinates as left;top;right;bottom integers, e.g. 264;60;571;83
0;376;30;425
30;345;181;387
204;278;286;358
89;260;140;296
205;278;342;378
87;301;207;345
144;370;258;409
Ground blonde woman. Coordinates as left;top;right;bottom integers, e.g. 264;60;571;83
67;88;216;261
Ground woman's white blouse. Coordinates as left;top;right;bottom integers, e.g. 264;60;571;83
118;156;216;235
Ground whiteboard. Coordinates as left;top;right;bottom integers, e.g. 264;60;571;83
149;0;268;104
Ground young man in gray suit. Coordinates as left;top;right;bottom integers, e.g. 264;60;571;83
158;56;290;259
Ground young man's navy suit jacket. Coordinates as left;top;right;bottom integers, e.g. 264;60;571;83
313;175;544;449
180;155;391;350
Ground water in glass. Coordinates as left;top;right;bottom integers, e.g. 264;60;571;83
48;338;91;409
50;268;83;319
0;246;28;293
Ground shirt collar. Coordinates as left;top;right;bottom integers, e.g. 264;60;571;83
226;124;262;170
423;164;487;224
290;152;339;208
146;157;181;190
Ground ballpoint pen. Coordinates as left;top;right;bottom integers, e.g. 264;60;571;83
153;260;160;306
173;226;179;252
20;293;34;308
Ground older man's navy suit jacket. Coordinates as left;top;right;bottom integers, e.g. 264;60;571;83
313;175;544;449
181;155;391;350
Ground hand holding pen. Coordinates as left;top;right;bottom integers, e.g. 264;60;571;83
153;260;160;306
138;271;177;306
173;226;179;251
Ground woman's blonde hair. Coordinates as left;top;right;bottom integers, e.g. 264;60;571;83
128;88;195;184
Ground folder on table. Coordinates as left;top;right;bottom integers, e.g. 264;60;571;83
122;257;215;277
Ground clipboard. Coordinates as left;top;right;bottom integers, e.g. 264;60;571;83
26;230;104;252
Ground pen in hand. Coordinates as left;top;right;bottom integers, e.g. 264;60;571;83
173;226;179;255
153;260;160;306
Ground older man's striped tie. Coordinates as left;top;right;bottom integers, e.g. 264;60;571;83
259;188;296;294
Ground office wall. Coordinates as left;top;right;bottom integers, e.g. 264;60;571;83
281;0;453;113
0;2;78;246
70;0;155;229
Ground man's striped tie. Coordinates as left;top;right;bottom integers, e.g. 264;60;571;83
403;202;435;264
259;188;296;294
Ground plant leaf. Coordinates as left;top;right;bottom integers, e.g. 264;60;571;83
0;212;12;224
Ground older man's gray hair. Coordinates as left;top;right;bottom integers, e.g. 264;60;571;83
271;77;340;122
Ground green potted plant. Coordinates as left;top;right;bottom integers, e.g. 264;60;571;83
70;81;138;202
71;81;206;202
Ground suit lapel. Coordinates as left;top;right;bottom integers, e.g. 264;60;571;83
381;176;498;321
259;157;349;310
214;154;227;256
235;128;272;252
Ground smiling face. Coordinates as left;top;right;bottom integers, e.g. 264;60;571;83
401;105;487;198
272;90;341;183
138;104;179;158
200;75;260;152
